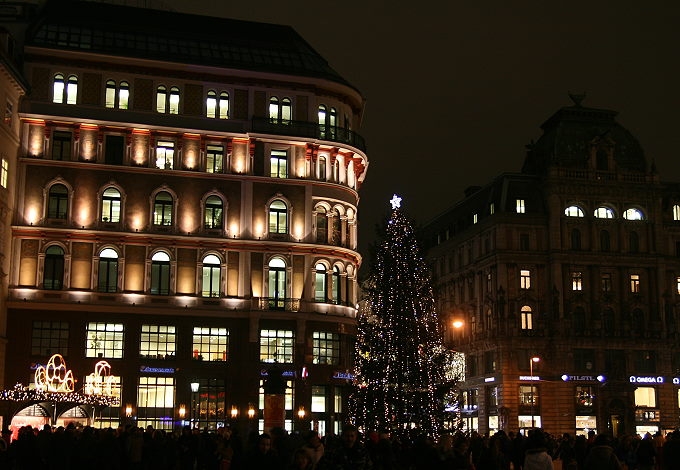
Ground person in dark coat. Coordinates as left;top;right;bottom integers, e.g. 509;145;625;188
243;433;282;470
583;434;622;470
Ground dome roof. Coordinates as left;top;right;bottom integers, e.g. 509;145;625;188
522;96;646;175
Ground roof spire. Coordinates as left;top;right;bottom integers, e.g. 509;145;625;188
568;92;586;107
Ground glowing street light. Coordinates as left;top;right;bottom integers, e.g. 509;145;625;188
530;356;540;428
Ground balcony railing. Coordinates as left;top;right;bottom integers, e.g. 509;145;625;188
251;117;366;152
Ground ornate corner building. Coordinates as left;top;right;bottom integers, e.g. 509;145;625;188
0;0;367;433
422;98;680;437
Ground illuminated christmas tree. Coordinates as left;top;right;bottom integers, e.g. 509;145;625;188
351;195;451;440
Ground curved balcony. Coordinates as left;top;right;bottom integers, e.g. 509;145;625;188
251;117;366;152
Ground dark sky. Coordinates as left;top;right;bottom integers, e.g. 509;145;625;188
166;0;680;262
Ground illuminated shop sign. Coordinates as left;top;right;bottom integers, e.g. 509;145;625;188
139;366;175;374
260;369;296;377
484;377;496;383
561;375;606;382
673;378;680;385
333;371;355;380
519;375;540;381
629;376;664;384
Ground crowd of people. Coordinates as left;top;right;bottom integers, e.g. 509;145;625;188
1;421;680;470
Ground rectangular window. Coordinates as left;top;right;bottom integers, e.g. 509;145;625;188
519;234;530;250
489;203;495;215
140;325;176;359
104;135;125;165
473;213;478;224
488;386;498;408
572;272;583;291
311;385;326;413
576;386;594;408
676;276;680;295
259;329;294;363
155;141;174;169
0;158;7;188
516;199;526;214
192;327;229;361
52;131;72;160
86;322;124;358
630;274;640;293
206;145;224;173
634;387;656;407
463;389;479;411
602;273;612;292
484;351;496;373
270;149;288;178
519;385;538;406
32;321;69;356
313;332;340;365
521;307;533;330
4;100;12;127
520;269;531;289
137;376;174;430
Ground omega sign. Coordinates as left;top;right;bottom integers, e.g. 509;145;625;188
630;375;664;384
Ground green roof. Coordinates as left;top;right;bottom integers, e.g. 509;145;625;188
27;0;354;88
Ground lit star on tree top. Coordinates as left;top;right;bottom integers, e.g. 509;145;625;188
390;194;402;209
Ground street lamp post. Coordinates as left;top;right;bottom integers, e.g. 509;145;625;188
190;381;199;429
530;357;540;429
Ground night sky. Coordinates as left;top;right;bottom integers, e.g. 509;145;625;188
166;0;680;264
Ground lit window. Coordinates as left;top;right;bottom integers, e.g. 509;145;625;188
53;74;78;104
1;158;7;188
268;200;288;234
201;254;221;297
137;376;174;430
48;184;69;219
630;274;640;293
155;140;174;169
169;86;180;114
311;385;326;412
623;208;644;220
105;80;116;108
32;321;69;356
269;96;291;123
97;248;118;293
101;187;121;223
4;100;11;127
119;81;129;109
564;205;584;217
674;205;680;221
270;150;288;178
268;257;287;309
206;90;217;118
594;206;615;219
519;385;538;406
53;74;65;103
192;327;229;361
315;207;327;243
44;245;64;290
218;92;229;119
204;195;223;229
314;263;327;302
576;386;594;407
473;213;478;224
86;322;124;358
520;305;533;330
150;251;171;295
106;80;129;109
156;85;167;113
516;199;526;214
206;145;224;173
634;387;656;407
259;329;294;363
66;75;77;104
153;191;173;226
333;265;342;304
313;332;339;365
572;272;583;291
140;325;176;359
676;276;680;295
520;269;531;289
489;203;495;215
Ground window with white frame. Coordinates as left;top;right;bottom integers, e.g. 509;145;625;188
333;266;342;304
314;263;327;302
259;329;294;363
32;321;69;356
516;199;526;214
268;257;287;309
206;90;229;119
630;274;640;293
269;96;291;123
52;131;72;160
201;254;221;297
155;141;174;169
97;248;118;293
140;325;176;359
44;245;65;290
192;327;229;361
53;74;78;104
520;306;533;330
313;332;340;365
156;85;180;114
674;205;680;221
86;322;124;358
572;272;583;291
520;269;531;289
101;187;121;223
153;191;173;226
206;145;224;173
105;80;129;109
270;150;288;178
311;385;326;412
269;200;288;234
634;387;656;407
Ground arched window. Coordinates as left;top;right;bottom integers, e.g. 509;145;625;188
48;184;69;219
281;98;291;122
269;97;279;121
54;74;77;104
674;205;680;221
315;207;327;243
333;265;342;304
630;231;639;253
571;228;581;250
600;230;611;252
564;205;584;217
119;81;129;109
201;254;221;298
206;91;229;119
594;206;615;219
318;156;327;180
150;251;171;295
53;74;65;103
169;86;180;114
66;75;78;105
314;263;327;302
98;248;118;293
329;107;337;138
269;96;291;123
206;90;217;118
204;195;223;229
318;105;327;138
219;92;229;119
153;191;173;226
331;209;341;245
105;80;116;108
268;257;287;309
156;85;167;113
101;187;121;223
623;208;644;220
268;200;288;234
520;305;533;330
44;245;65;290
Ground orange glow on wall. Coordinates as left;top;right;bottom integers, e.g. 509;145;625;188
26;204;40;224
230;222;239;237
132;128;150;166
28;124;44;157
